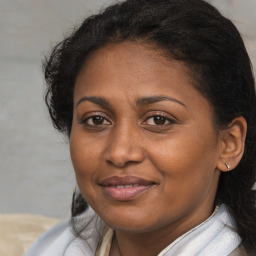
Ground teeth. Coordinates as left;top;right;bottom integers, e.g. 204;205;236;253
114;184;138;188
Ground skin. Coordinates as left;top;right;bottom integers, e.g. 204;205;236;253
70;42;225;256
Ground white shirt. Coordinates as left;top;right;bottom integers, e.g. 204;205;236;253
24;204;241;256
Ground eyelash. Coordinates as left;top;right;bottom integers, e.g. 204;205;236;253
79;114;111;127
143;114;177;126
79;113;177;128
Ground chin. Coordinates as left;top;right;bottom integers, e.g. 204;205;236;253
97;208;163;233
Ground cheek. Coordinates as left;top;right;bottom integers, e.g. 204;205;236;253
148;128;219;189
70;132;97;189
147;138;219;221
70;140;101;209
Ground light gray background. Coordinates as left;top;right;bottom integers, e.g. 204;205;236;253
1;0;256;218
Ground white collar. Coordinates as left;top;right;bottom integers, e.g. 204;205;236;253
158;204;241;255
95;205;241;256
24;204;241;256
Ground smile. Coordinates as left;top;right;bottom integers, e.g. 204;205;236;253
99;176;156;201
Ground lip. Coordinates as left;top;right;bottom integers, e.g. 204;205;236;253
99;176;156;201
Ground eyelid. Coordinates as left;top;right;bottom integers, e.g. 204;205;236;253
143;116;176;126
142;111;178;124
78;111;112;125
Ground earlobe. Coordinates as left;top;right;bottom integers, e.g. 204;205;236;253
224;162;231;171
216;116;247;172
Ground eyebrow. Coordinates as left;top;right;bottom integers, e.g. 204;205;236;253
76;96;111;108
76;95;186;108
136;96;187;108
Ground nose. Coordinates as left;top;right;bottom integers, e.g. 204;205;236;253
103;123;145;168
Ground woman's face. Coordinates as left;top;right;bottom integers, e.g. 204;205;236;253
70;42;222;235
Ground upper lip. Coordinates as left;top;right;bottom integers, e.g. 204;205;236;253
99;176;156;187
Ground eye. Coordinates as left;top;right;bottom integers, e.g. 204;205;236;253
82;115;111;126
144;115;175;126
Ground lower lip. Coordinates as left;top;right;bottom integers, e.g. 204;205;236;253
101;185;154;201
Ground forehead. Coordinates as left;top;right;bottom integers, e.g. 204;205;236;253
74;41;215;124
75;42;194;95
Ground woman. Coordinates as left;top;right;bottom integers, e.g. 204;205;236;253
24;0;256;255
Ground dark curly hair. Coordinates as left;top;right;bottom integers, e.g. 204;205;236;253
43;0;256;253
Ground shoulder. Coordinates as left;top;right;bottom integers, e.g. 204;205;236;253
23;219;73;256
23;208;104;256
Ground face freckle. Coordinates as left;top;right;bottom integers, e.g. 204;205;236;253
70;42;221;238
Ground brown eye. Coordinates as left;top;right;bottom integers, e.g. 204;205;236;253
83;115;111;126
92;116;104;125
145;115;173;126
153;116;167;125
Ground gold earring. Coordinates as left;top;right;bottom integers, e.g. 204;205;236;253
225;162;231;171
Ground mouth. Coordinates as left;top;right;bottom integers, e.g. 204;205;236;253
99;176;156;201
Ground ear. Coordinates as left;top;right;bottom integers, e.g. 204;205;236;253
216;116;247;172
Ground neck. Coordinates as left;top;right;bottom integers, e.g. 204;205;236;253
111;206;214;256
112;229;173;256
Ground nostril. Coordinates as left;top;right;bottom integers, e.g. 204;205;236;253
105;159;142;168
105;159;125;167
104;146;145;167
